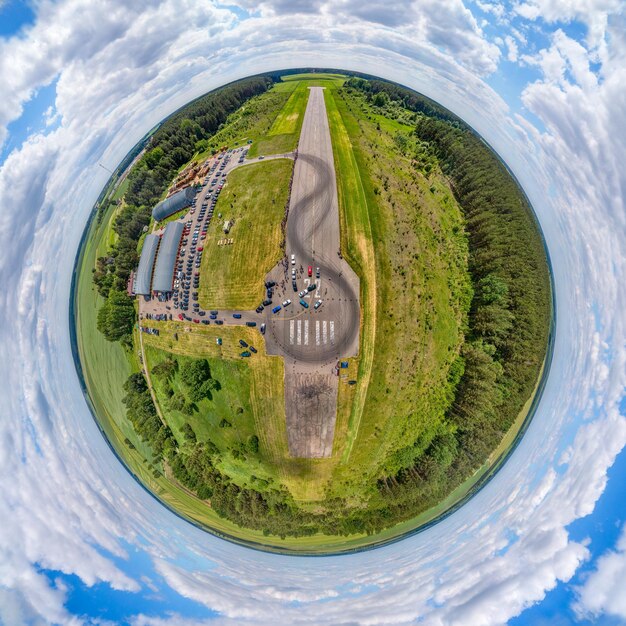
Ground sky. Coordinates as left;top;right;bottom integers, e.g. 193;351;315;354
0;0;624;624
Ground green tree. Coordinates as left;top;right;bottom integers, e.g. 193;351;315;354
97;290;135;342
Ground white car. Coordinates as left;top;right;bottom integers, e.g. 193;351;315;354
299;290;307;298
291;254;296;265
282;299;292;307
314;300;323;310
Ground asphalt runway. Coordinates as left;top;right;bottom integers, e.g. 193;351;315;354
263;86;361;458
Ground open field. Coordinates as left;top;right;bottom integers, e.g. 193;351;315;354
197;158;292;310
195;80;300;160
325;87;471;503
281;72;347;88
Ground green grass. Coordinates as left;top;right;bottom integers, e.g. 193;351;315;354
141;322;291;491
281;72;347;88
196;81;301;159
246;81;310;157
319;85;471;504
197;158;292;310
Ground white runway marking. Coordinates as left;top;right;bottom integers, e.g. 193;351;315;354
316;321;320;345
297;320;302;345
304;320;309;345
290;320;294;345
323;320;328;344
330;320;335;345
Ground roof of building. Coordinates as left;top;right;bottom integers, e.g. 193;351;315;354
134;234;159;295
152;186;196;222
152;221;184;292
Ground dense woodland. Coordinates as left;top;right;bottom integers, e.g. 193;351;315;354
93;76;273;344
112;75;551;539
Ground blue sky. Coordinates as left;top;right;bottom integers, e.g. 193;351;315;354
0;1;624;625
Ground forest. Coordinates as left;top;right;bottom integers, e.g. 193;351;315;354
93;76;273;345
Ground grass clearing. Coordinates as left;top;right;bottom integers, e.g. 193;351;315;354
141;322;289;491
198;158;292;310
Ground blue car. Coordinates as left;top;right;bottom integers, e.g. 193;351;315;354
246;321;257;327
272;305;282;314
299;299;309;309
233;313;242;319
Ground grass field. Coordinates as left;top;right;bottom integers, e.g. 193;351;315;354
141;322;292;491
197;158;292;310
320;85;471;503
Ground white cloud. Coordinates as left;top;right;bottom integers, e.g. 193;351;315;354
514;0;624;56
574;523;626;620
505;34;519;61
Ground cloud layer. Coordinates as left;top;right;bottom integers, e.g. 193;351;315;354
0;0;624;624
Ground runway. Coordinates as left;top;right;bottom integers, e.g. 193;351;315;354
263;87;360;458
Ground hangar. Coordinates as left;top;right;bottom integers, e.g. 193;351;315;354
152;221;184;294
152;187;195;222
134;233;159;296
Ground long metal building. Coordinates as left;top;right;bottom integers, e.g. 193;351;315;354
134;234;159;296
152;221;184;293
152;186;195;222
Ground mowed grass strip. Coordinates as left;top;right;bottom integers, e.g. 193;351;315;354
248;81;310;157
198;158;293;310
323;87;377;466
268;81;307;136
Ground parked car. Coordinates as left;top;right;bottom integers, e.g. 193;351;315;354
282;299;291;307
314;300;323;310
299;299;309;308
272;305;282;314
308;265;313;277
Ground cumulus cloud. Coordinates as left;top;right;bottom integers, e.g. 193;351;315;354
574;523;626;620
0;0;625;625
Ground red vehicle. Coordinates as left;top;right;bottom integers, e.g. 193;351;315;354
193;319;200;324
178;313;184;321
197;246;204;251
308;265;313;277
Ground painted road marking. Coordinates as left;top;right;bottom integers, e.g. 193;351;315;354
290;319;295;345
297;320;302;345
323;320;328;344
316;321;320;345
304;320;309;345
330;320;335;345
